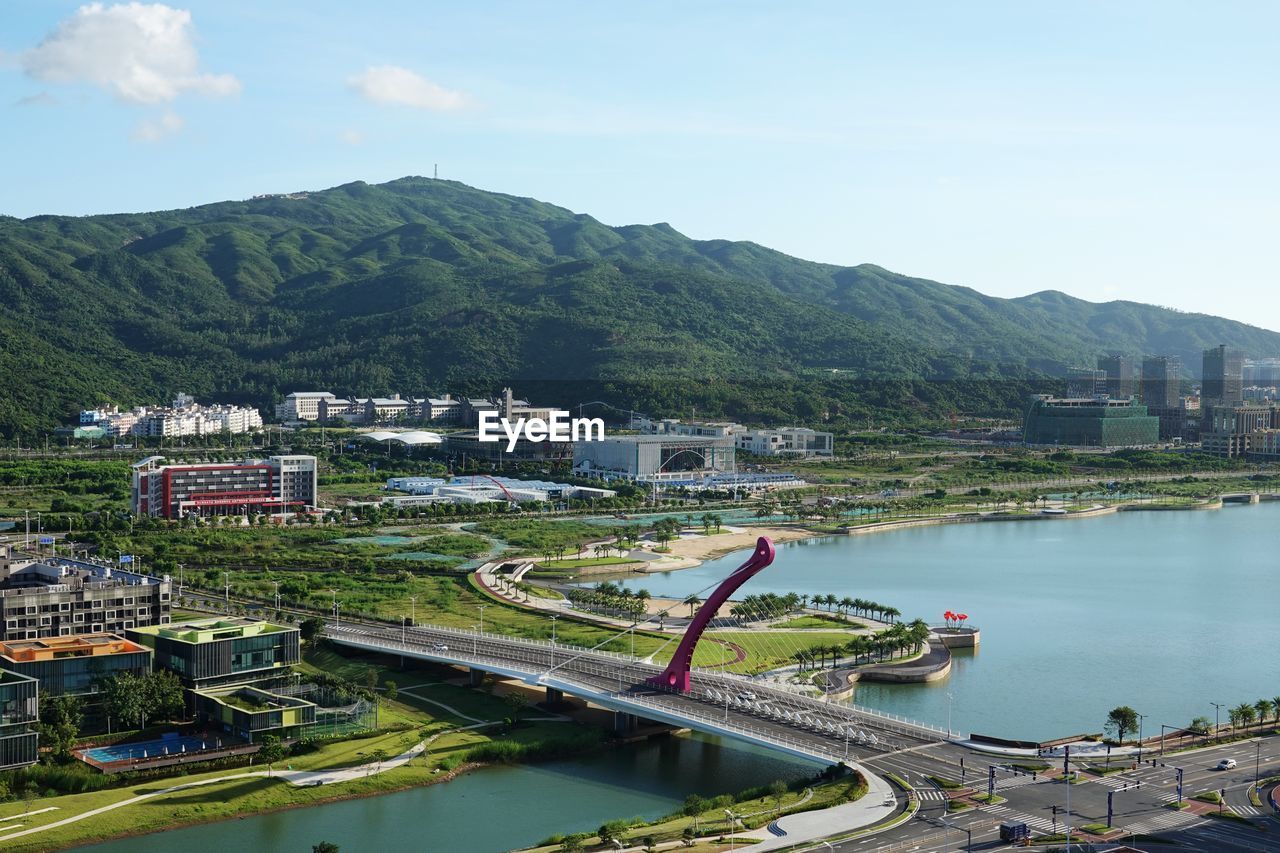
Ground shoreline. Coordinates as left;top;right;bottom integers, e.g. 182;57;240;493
591;497;1239;579
13;760;484;853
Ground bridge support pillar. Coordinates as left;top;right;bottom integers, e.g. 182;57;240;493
612;712;639;735
544;687;564;707
468;668;485;688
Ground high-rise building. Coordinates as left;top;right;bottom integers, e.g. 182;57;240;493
1065;368;1106;398
1202;345;1243;404
1097;355;1135;399
1141;356;1181;409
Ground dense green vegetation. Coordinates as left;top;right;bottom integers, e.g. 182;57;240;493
5;177;1278;438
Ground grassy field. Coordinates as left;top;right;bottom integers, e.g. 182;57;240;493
537;556;634;569
773;615;865;630
693;631;858;674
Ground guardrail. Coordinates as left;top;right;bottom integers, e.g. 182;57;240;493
325;622;946;744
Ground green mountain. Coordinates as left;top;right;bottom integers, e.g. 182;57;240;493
0;177;1276;436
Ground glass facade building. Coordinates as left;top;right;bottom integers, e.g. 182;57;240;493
1023;396;1160;448
0;670;38;771
127;618;300;690
0;634;152;697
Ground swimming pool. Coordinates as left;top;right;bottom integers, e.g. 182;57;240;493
83;734;229;763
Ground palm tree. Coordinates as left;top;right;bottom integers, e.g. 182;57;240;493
838;596;855;618
1272;697;1280;725
683;595;700;617
1254;699;1273;729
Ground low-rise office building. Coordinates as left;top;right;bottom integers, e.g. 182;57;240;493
127;617;301;691
1022;395;1160;448
0;669;38;771
0;633;152;697
736;427;834;457
191;684;317;743
276;392;336;422
573;434;736;481
131;455;317;519
1;551;172;642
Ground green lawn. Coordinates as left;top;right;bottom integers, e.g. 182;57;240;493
773;614;865;630
536;556;635;569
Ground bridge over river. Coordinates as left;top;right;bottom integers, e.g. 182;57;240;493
325;537;948;768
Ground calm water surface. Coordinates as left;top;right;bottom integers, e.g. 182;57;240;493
603;503;1280;740
72;733;813;853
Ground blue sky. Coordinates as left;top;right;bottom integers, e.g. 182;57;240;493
3;1;1278;331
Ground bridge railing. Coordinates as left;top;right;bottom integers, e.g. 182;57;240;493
613;693;846;762
327;622;948;740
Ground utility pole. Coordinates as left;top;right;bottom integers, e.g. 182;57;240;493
477;604;486;634
272;581;280;612
409;595;417;627
223;571;231;609
1211;702;1224;742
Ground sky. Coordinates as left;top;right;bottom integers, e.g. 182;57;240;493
2;1;1279;330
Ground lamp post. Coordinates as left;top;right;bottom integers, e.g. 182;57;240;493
1136;712;1147;764
1211;702;1224;743
1256;738;1262;788
272;581;280;612
549;614;558;668
408;595;417;627
477;604;487;635
223;571;231;610
946;691;954;738
329;589;338;625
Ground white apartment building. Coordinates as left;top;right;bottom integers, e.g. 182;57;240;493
79;396;262;438
736;427;834;457
276;392;336;422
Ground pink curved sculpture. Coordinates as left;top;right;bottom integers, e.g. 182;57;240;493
646;536;775;692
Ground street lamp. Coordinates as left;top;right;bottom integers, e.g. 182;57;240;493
272;581;280;612
1211;702;1225;743
408;595;417;627
1136;712;1147;764
1256;738;1263;788
477;604;487;635
946;691;954;738
223;571;231;609
549;614;558;668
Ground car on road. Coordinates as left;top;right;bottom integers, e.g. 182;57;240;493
431;643;449;652
1216;758;1237;770
737;691;757;702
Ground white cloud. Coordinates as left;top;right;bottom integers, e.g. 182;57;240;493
22;3;240;104
339;128;365;145
133;110;184;141
347;65;465;111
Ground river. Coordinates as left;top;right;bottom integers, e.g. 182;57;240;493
71;732;815;853
598;502;1280;740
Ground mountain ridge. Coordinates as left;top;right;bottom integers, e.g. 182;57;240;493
0;175;1275;436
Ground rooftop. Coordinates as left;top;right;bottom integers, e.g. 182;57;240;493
130;617;292;644
0;633;148;663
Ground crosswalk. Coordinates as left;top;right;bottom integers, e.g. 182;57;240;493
916;790;948;802
979;803;1058;833
994;774;1040;791
1123;808;1206;834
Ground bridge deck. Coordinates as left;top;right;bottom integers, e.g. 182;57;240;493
325;622;947;765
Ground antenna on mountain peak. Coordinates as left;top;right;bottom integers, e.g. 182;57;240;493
434;163;438;179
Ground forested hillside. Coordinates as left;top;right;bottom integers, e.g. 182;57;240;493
1;177;1276;436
